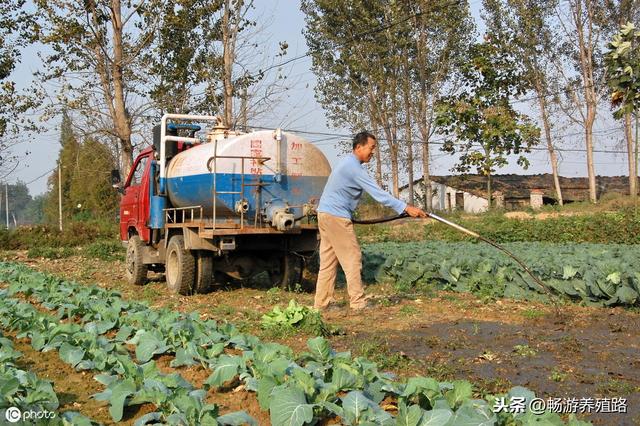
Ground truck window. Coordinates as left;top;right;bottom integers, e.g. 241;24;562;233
129;156;149;187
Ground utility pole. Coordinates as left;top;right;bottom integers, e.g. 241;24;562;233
5;183;8;229
0;183;3;229
58;162;63;231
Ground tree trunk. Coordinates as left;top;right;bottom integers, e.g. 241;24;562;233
389;145;400;198
370;119;383;186
573;0;598;203
585;111;597;202
222;0;235;128
487;173;492;210
418;123;432;211
536;82;563;205
634;111;640;189
402;56;414;204
625;112;637;197
110;0;133;177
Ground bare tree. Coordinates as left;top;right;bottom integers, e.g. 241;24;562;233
553;0;611;203
35;0;163;176
484;0;565;205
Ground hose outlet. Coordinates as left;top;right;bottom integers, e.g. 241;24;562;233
235;199;249;214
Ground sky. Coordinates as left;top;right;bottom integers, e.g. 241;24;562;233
4;0;633;196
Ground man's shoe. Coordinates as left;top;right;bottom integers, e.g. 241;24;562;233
350;300;374;311
317;303;342;313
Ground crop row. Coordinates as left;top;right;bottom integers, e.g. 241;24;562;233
363;242;640;306
0;330;95;425
0;295;256;425
0;262;591;426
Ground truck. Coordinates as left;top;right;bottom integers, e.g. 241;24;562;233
114;114;331;295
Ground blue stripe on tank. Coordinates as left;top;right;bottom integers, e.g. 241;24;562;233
166;172;327;219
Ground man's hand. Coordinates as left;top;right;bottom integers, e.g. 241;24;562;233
404;205;428;218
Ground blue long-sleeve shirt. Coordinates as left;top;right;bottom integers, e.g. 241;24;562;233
317;153;407;219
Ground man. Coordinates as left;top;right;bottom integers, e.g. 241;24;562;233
314;131;427;311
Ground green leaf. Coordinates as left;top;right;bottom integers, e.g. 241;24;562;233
205;355;244;388
397;401;423;426
269;386;315;426
614;285;639;305
444;380;473;409
257;376;279;410
606;272;621;285
0;376;20;397
402;377;440;398
59;411;95;426
217;411;258;426
562;266;578;279
341;391;373;424
133;412;164;426
59;342;85;368
419;408;453;425
108;378;136;422
136;332;170;363
306;337;331;362
171;347;197;368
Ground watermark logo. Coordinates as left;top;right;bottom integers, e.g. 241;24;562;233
5;407;21;423
3;407;56;423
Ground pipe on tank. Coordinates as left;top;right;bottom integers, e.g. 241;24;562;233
159;114;213;194
274;128;282;183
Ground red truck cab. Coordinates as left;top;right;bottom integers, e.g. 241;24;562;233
119;147;154;243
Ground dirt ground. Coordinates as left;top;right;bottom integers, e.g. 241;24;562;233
1;251;639;426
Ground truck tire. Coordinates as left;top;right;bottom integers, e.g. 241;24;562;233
166;235;196;295
194;251;213;294
126;235;148;286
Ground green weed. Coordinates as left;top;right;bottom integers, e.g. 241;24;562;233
513;344;537;357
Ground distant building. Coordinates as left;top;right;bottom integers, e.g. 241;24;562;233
400;174;636;213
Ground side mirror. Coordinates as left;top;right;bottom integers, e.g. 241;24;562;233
111;169;121;186
111;169;125;194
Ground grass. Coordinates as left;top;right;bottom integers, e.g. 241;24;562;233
357;337;413;372
265;287;282;304
27;246;75;259
521;308;545;320
211;304;236;316
595;378;640;396
398;304;420;316
549;368;568;382
475;377;513;398
513;344;538;357
84;240;124;261
421;359;460;382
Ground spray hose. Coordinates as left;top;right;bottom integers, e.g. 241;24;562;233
353;212;562;317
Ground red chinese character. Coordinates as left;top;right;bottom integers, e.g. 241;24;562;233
251;139;262;148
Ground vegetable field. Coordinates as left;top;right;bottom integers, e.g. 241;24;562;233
1;234;639;425
364;242;640;307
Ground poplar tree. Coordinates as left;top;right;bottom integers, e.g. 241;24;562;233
435;41;540;206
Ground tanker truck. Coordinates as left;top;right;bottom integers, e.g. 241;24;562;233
114;114;331;295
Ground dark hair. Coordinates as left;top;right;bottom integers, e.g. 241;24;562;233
352;131;376;150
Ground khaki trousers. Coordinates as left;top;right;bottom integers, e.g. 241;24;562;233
314;212;367;309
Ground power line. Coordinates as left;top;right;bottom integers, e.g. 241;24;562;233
242;0;473;83
24;167;56;185
249;123;630;154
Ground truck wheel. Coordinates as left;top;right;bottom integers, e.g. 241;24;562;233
126;235;148;286
194;251;213;294
166;235;196;295
271;254;303;291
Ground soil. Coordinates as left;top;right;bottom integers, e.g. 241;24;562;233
1;250;639;425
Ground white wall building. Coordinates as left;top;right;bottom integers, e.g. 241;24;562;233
401;180;489;213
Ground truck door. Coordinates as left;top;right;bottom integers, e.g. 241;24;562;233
120;155;150;241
